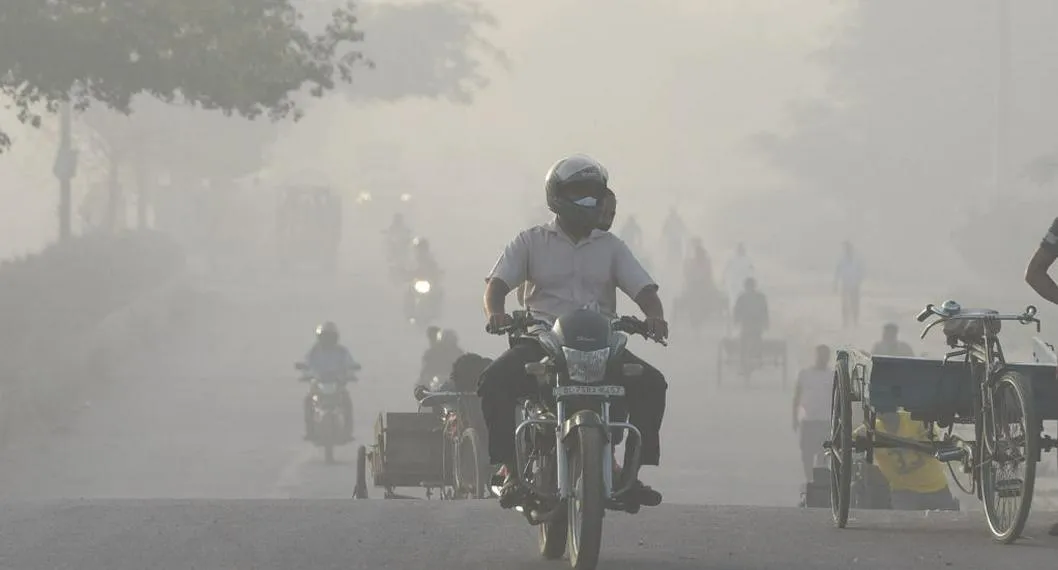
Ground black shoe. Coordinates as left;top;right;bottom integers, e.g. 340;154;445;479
493;465;522;509
631;480;663;507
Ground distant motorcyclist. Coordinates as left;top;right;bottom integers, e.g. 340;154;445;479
674;238;723;331
835;241;865;328
793;345;832;481
301;322;360;441
417;328;465;389
872;323;914;357
733;277;769;374
409;237;442;282
662;207;688;266
723;243;756;317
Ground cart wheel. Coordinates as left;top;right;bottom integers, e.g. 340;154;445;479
981;370;1038;544
353;445;369;499
455;428;488;499
829;356;853;528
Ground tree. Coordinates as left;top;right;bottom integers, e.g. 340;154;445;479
752;1;1058;285
0;0;368;152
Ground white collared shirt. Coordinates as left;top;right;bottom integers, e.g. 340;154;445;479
487;219;657;323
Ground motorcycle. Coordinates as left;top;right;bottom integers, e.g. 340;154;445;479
490;309;666;570
404;277;443;325
295;362;354;464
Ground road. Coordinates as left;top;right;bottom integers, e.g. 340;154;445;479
0;501;1056;569
0;263;1055;568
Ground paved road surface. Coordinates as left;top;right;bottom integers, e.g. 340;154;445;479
0;501;1056;570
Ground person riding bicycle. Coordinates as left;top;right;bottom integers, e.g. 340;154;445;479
732;277;769;374
792;345;832;482
852;411;959;511
872;323;914;357
478;154;667;510
301;321;359;441
1023;216;1058;534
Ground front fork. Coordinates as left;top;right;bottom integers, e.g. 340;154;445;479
513;399;643;503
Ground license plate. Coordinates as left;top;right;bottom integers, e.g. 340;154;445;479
553;385;625;398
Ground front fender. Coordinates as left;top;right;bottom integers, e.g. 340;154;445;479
561;409;606;443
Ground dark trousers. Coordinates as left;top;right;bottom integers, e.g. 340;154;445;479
303;389;353;439
477;342;667;467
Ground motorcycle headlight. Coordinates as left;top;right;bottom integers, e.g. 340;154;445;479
561;347;610;384
414;280;431;294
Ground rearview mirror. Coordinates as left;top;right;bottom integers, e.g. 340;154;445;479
295;362;308;371
622;363;644;377
525;362;547;376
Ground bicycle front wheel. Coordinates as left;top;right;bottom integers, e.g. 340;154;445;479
981;370;1038;544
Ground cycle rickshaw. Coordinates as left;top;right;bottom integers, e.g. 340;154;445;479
826;300;1058;543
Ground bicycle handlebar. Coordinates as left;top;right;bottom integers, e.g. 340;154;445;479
917;300;1040;338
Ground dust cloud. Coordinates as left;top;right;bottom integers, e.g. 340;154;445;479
0;0;1056;506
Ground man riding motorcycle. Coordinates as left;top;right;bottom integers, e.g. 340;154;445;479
732;276;769;374
301;322;359;441
515;189;616;307
1023;216;1058;535
478;154;667;508
417;328;465;389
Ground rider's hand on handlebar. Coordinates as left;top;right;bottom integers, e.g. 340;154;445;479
486;313;513;335
644;317;669;340
413;385;427;400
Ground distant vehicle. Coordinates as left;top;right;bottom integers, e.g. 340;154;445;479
276;185;342;272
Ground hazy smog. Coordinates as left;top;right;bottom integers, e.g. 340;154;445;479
2;1;1058;568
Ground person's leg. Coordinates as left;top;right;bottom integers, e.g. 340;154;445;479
477;342;544;469
616;350;666;507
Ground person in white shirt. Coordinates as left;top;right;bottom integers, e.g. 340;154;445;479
792;345;833;482
723;243;755;315
479;154;668;509
834;241;865;328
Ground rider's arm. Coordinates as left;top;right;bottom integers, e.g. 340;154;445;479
484;232;530;316
791;374;803;427
1026;219;1058;305
614;239;661;317
762;296;770;329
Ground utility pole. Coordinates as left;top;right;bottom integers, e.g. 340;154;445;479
52;100;78;241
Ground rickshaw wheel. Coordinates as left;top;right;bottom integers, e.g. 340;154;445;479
829;356;853;528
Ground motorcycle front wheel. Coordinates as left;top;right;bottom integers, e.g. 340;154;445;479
567;428;605;570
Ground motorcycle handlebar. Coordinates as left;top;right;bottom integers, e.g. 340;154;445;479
485;311;667;346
